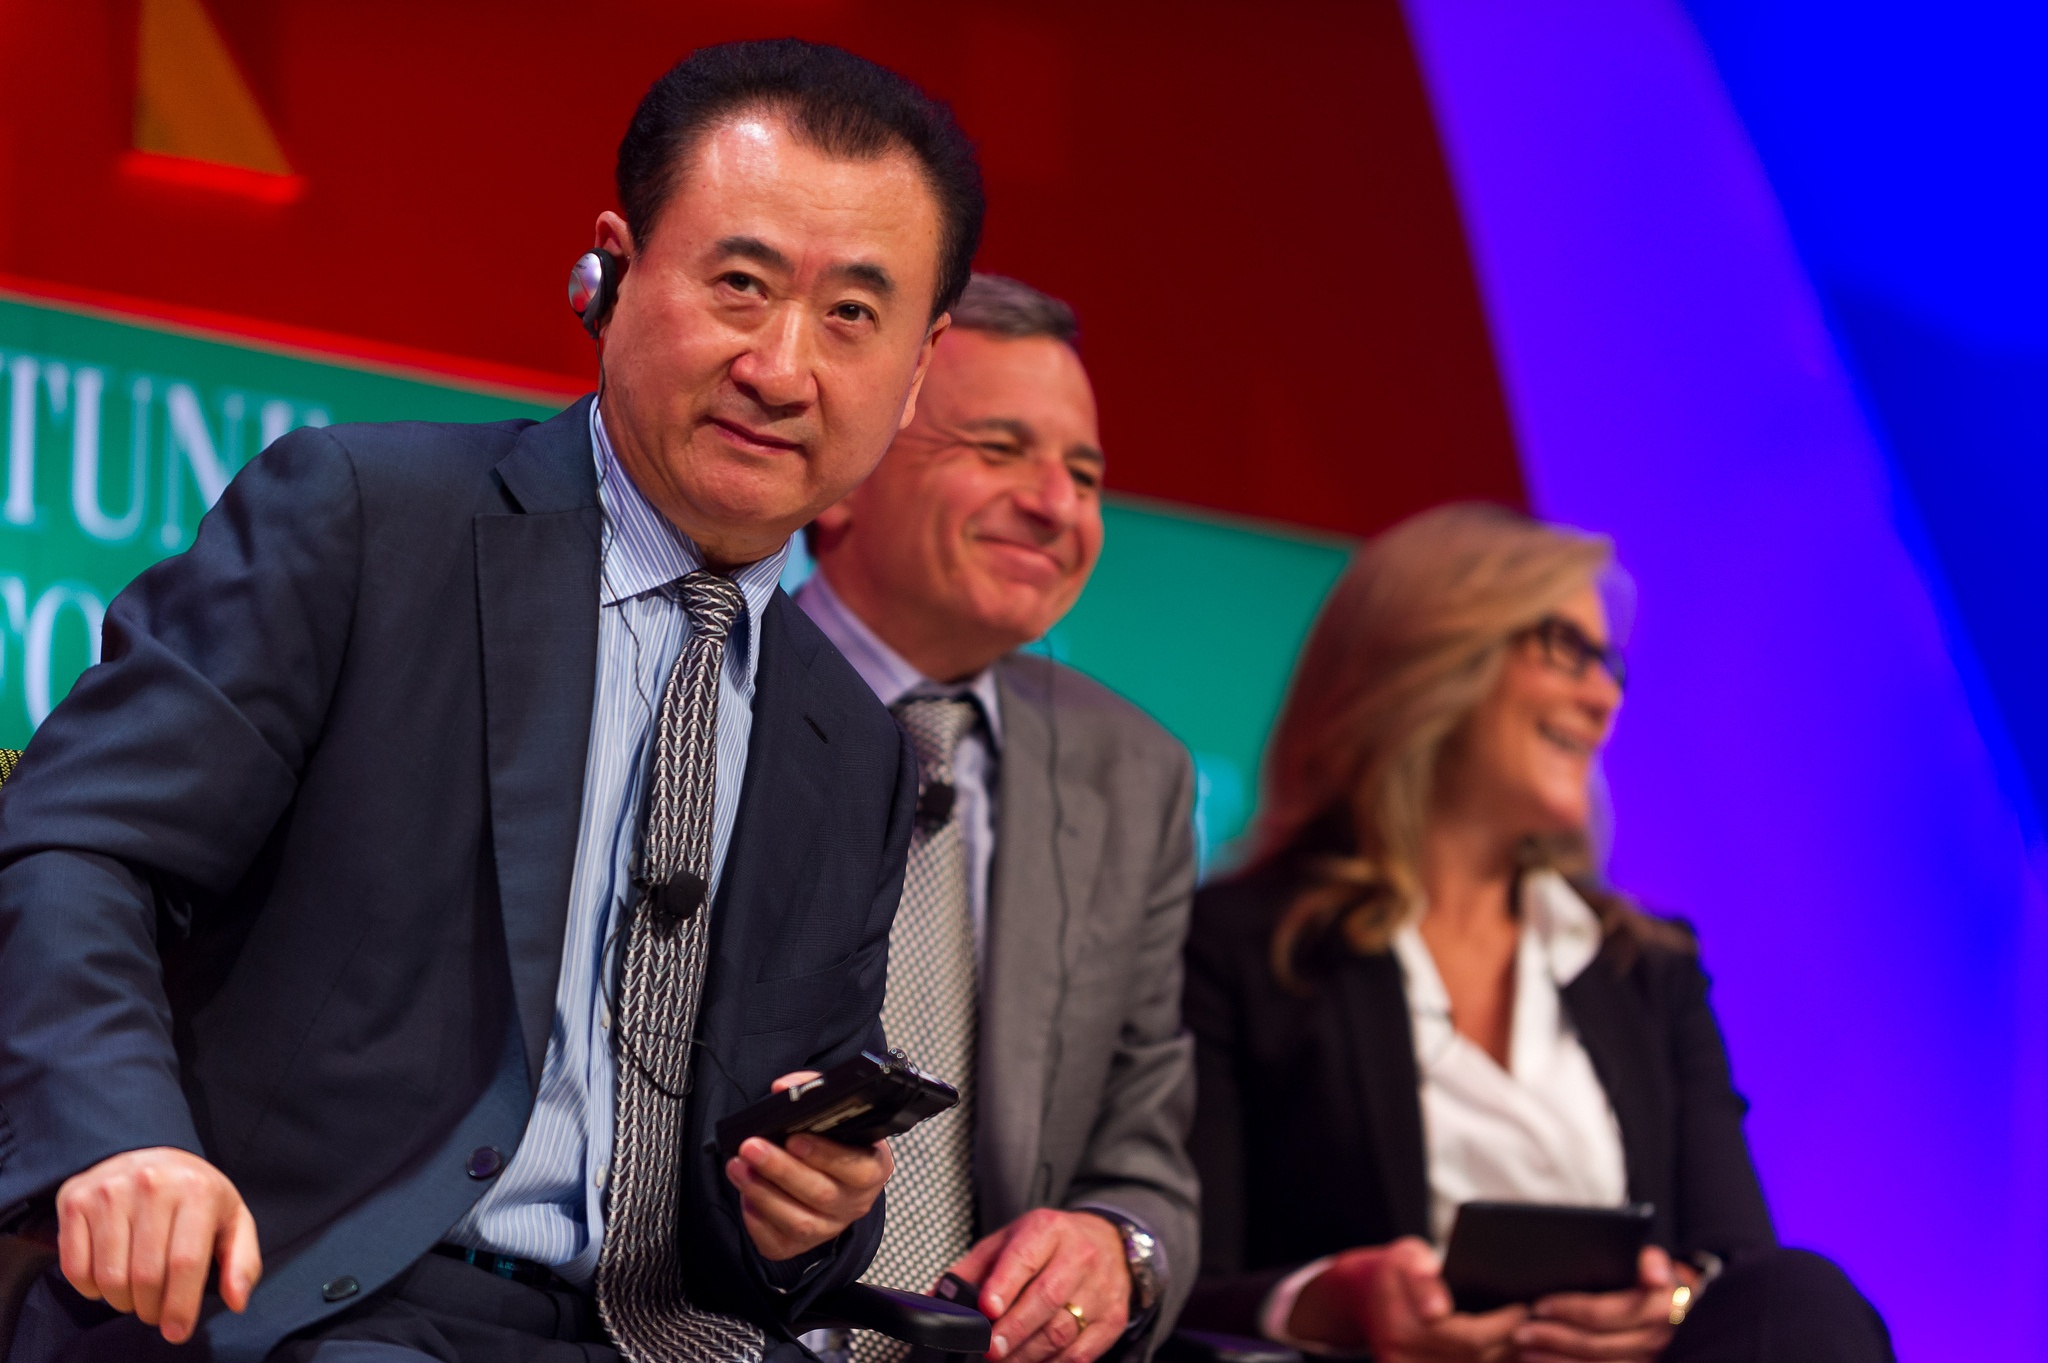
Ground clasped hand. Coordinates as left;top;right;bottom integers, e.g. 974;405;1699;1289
1296;1237;1695;1363
55;1146;260;1345
948;1208;1131;1363
1511;1246;1695;1363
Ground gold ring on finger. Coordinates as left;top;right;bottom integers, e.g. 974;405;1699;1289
1062;1302;1088;1333
1668;1283;1693;1326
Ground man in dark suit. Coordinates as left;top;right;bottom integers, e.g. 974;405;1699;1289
797;274;1199;1363
0;40;983;1363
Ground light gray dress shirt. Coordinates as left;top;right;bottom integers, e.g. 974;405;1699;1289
795;571;1003;963
445;404;791;1285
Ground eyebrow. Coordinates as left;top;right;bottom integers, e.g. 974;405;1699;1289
961;417;1031;442
713;236;896;299
835;261;896;297
960;418;1107;470
715;235;790;272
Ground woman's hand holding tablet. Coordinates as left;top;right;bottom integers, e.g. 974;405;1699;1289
1284;1237;1527;1361
1280;1203;1700;1362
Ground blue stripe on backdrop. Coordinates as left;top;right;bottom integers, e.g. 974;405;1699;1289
1679;0;2048;868
1403;1;2048;1356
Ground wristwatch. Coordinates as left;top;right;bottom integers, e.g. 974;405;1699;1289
1080;1209;1160;1316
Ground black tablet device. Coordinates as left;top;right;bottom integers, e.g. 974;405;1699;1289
712;1049;958;1162
1441;1202;1655;1312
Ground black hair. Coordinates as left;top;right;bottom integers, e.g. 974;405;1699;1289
616;39;985;321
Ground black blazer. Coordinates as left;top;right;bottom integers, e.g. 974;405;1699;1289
0;399;915;1361
1180;853;1775;1333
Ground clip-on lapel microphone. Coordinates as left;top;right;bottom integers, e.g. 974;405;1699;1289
637;869;707;931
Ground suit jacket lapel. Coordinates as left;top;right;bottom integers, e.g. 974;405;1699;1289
979;657;1107;1225
703;592;828;989
1333;953;1432;1240
1563;952;1672;1230
475;397;602;1088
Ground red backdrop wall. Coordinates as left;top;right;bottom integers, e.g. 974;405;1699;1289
0;0;1523;539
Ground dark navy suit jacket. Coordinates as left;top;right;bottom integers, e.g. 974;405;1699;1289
0;398;915;1360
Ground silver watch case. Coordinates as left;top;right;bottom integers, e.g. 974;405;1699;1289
1118;1222;1160;1313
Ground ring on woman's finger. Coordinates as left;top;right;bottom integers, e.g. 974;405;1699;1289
1062;1302;1087;1334
1668;1283;1693;1326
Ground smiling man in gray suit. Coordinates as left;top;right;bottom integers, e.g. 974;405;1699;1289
797;273;1198;1363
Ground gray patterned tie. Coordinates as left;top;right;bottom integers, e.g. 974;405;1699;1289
851;696;983;1363
597;570;765;1363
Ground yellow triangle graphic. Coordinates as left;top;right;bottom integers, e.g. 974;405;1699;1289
133;0;293;175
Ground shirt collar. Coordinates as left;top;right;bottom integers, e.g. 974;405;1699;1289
1521;869;1604;985
796;569;1004;748
1393;868;1605;1010
591;403;789;638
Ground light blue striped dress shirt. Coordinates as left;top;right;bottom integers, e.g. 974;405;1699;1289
445;403;791;1286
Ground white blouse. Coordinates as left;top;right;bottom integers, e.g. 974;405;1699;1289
1261;870;1629;1344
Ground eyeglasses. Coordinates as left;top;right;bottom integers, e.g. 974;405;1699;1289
1522;616;1627;691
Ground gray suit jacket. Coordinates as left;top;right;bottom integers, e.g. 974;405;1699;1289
976;654;1201;1340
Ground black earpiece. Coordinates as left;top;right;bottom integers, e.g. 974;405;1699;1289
567;249;625;339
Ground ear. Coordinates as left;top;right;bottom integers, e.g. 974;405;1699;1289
897;312;952;431
595;211;637;261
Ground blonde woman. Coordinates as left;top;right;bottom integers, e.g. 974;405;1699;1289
1180;506;1890;1363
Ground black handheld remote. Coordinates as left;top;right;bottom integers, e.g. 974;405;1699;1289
712;1049;959;1162
934;1272;981;1309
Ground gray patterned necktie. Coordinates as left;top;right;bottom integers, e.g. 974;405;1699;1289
597;570;765;1363
851;696;983;1363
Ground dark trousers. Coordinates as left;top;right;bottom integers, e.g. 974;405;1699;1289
1665;1249;1894;1363
10;1253;620;1363
266;1252;619;1362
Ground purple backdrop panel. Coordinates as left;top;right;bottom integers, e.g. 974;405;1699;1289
1401;1;2048;1356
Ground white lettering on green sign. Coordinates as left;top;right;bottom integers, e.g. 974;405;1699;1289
0;294;562;747
0;345;330;733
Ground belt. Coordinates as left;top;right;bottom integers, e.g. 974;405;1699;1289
431;1242;578;1292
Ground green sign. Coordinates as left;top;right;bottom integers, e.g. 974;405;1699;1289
0;289;1349;866
0;291;561;747
1045;500;1350;867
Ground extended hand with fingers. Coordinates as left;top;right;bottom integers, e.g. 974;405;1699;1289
725;1070;895;1261
949;1208;1131;1363
55;1145;263;1344
1512;1246;1697;1363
